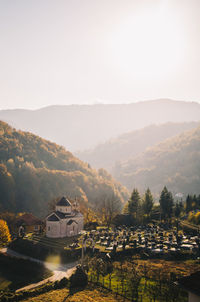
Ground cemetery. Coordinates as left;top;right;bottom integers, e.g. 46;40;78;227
2;219;200;302
11;221;200;263
79;224;200;260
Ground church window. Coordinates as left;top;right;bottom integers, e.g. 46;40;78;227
48;226;50;231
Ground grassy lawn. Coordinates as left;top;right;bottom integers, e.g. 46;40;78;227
0;253;52;291
89;271;187;302
23;286;125;302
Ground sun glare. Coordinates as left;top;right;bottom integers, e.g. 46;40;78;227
110;6;185;79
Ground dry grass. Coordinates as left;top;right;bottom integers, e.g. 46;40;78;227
23;288;69;302
24;287;124;302
130;258;200;277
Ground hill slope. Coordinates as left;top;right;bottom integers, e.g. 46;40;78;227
113;126;200;196
23;287;124;302
77;122;199;171
0;121;128;216
0;99;200;151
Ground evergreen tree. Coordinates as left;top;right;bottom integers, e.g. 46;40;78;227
143;188;154;216
159;186;174;221
193;195;197;209
197;195;200;209
174;201;183;218
186;195;193;213
128;188;141;219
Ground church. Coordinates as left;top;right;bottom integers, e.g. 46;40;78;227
46;197;84;238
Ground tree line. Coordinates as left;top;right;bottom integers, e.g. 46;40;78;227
123;186;200;225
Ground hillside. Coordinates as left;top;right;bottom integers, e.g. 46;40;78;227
0;121;128;216
0;99;200;151
113;126;200;196
23;287;124;302
77;122;199;171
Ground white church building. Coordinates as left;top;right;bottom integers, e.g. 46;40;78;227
46;197;84;238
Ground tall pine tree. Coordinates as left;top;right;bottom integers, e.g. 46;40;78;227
159;186;174;221
143;188;154;216
186;195;193;213
128;188;141;219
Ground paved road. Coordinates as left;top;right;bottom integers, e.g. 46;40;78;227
0;247;78;292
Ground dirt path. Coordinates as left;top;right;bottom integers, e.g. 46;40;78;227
0;247;77;292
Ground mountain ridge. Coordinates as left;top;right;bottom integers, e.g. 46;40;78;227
113;125;200;196
76;121;199;171
0;99;200;152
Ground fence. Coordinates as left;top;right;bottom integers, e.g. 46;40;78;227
88;273;143;302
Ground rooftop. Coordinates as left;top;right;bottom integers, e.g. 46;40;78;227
16;213;43;226
56;196;71;207
47;213;60;222
178;271;200;296
67;219;78;225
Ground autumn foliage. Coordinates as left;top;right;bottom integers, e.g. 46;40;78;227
0;121;128;216
0;219;11;246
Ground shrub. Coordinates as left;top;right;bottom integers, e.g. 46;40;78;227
70;266;88;288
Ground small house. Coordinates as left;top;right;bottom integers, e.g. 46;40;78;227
15;213;43;233
178;271;200;302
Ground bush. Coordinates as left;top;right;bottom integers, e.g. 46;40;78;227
54;277;68;289
194;212;200;225
70;266;88;288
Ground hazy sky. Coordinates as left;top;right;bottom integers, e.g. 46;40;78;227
0;0;200;109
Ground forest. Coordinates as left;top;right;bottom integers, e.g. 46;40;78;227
77;122;198;171
0;121;128;216
113;126;200;196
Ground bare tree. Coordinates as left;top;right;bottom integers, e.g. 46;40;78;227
89;256;107;283
98;193;121;228
128;262;142;302
116;260;127;295
48;196;61;212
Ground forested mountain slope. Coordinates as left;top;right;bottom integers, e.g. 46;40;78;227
113;126;200;196
0;99;200;151
0;121;128;216
77;122;199;171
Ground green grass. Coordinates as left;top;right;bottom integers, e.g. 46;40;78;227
88;256;193;302
0;253;52;291
89;272;187;302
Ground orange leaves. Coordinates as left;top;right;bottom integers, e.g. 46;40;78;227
0;219;11;246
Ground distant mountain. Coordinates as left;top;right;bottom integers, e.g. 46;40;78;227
0;99;200;151
113;126;200;196
77;122;199;171
0;121;128;216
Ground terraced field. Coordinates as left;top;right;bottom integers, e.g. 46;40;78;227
29;234;81;250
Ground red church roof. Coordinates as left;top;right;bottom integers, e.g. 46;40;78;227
16;213;43;226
